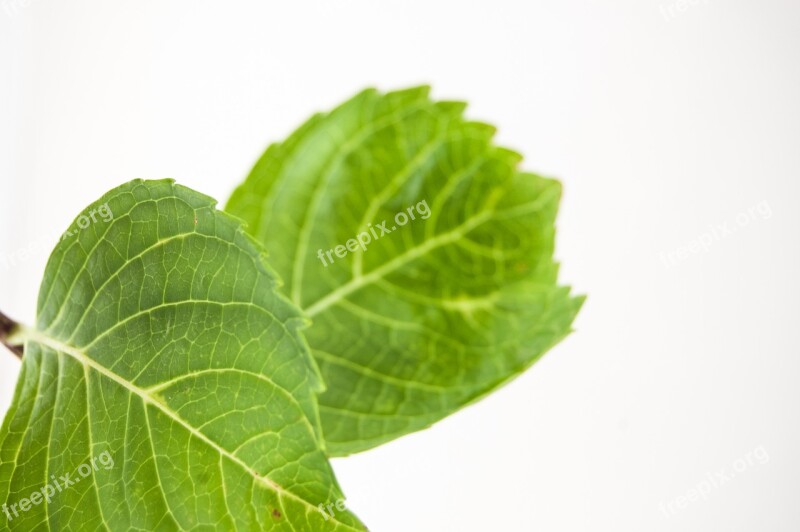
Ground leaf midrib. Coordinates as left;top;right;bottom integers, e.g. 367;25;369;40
303;186;557;318
287;100;432;305
304;207;495;317
17;326;354;529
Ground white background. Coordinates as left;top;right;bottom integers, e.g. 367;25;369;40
2;1;799;530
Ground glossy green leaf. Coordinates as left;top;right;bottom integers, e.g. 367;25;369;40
227;87;584;456
0;180;365;531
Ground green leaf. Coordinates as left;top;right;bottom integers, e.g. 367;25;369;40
0;180;365;531
227;86;584;456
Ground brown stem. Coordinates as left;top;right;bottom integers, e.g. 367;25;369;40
0;310;23;359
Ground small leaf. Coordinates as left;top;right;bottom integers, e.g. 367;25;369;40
227;87;584;456
0;180;365;530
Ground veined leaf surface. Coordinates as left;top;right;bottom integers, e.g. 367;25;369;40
227;87;584;456
0;180;364;531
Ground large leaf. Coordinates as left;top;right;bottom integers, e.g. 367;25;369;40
0;180;365;531
227;86;584;456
